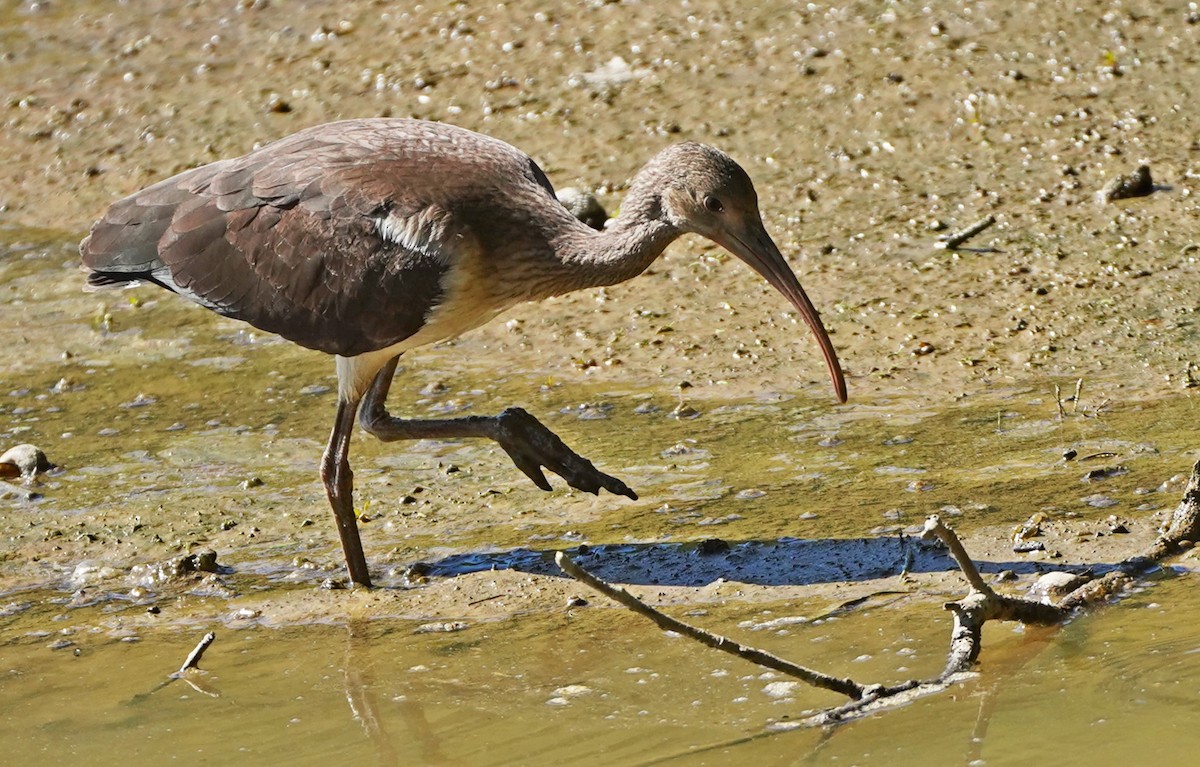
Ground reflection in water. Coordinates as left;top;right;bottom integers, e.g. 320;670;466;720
342;621;398;766
960;625;1059;767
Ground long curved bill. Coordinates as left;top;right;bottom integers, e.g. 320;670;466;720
716;225;847;403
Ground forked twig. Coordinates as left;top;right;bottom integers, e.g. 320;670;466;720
563;457;1200;742
921;516;1066;675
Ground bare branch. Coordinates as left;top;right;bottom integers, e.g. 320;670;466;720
1154;458;1200;550
1059;458;1200;610
560;458;1200;736
555;551;868;700
802;675;968;727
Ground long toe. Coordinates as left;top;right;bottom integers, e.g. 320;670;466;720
493;408;637;500
554;450;635;499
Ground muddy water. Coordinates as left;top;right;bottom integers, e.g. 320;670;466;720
2;579;1199;765
3;0;1200;764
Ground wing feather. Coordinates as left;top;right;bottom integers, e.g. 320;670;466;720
80;122;496;354
80;118;569;356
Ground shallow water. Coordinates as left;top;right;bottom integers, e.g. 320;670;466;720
3;577;1199;766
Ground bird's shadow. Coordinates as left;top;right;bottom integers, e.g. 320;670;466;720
414;536;1114;589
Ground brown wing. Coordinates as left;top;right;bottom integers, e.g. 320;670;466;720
80;119;552;357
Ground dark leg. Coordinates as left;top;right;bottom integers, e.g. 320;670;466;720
321;397;373;587
360;357;637;500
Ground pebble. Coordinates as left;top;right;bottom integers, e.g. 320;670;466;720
1082;465;1128;482
662;442;707;458
0;444;55;480
669;403;700;419
1097;164;1155;202
1030;570;1088;600
550;684;593;698
118;393;156;409
414;621;469;634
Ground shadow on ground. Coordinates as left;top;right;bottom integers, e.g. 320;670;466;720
415;536;1112;589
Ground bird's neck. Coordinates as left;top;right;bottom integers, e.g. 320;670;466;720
581;218;679;285
557;186;680;290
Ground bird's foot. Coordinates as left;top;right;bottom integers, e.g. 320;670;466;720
492;407;637;500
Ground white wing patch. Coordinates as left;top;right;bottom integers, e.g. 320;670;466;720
374;208;454;264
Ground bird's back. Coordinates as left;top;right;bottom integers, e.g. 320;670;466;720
81;119;566;356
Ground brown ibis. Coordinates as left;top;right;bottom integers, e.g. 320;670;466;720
80;118;846;587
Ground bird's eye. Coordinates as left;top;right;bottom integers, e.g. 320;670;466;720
703;195;724;213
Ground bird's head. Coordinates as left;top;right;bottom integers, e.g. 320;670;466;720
646;143;847;403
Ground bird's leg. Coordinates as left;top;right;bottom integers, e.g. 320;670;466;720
321;397;373;587
361;357;637;500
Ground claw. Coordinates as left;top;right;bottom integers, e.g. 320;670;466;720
492;407;636;500
509;451;553;492
609;481;638;501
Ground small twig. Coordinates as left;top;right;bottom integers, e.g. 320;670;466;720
174;632;216;676
808;591;909;623
897;532;915;579
1054;384;1066;420
937;215;997;250
554;551;867;700
1072;378;1084;414
127;631;220;703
